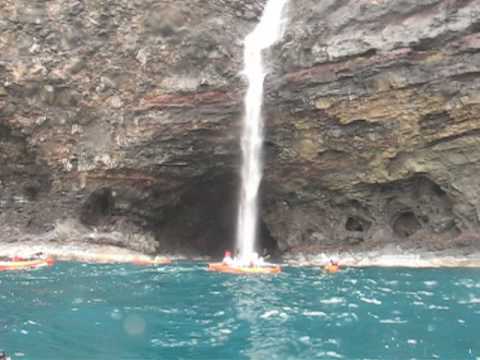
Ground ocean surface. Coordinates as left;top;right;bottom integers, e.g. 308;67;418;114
1;262;480;360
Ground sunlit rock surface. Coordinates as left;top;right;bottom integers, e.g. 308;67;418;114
1;0;480;257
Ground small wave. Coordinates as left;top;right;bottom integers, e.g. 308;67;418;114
321;297;345;305
151;338;199;348
454;279;479;288
326;338;340;346
260;310;287;319
261;310;278;319
299;336;310;344
360;297;382;305
458;297;480;304
428;305;449;310
384;280;399;286
380;318;407;324
407;339;417;345
378;287;393;293
303;311;327;317
316;351;343;359
338;312;358;322
424;281;438;288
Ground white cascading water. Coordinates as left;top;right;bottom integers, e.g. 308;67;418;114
236;0;289;263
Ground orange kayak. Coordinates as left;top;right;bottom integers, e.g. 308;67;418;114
208;262;281;274
324;264;340;273
132;257;172;266
0;257;55;272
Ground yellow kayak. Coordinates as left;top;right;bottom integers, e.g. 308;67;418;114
208;262;281;274
0;258;55;271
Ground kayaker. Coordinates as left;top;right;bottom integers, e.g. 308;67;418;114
325;259;340;272
31;252;46;259
222;250;234;266
248;252;266;267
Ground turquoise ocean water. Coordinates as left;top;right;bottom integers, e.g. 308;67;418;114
1;262;479;359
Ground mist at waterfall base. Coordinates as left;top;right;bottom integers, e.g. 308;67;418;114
1;263;480;360
236;0;289;262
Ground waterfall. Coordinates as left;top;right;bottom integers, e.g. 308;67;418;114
236;0;289;263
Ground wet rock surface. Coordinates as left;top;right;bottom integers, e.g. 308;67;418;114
1;0;480;257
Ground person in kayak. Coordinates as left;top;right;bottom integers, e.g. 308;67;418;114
325;259;340;272
247;252;266;267
222;250;234;266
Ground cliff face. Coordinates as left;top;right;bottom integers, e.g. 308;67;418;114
1;0;480;256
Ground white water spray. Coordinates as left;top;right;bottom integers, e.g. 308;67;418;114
236;0;289;263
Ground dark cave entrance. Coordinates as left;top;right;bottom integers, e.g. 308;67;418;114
345;216;371;233
80;187;115;226
152;173;279;257
392;211;421;238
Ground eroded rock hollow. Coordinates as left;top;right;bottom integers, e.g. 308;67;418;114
1;0;480;256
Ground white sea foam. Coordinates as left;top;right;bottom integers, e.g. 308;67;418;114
424;281;438;287
428;305;449;310
380;318;407;324
326;338;340;346
303;311;327;317
316;351;344;359
260;310;279;319
458;297;480;304
360;297;382;305
299;336;310;344
321;297;345;305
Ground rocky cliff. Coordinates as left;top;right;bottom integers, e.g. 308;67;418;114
1;0;480;257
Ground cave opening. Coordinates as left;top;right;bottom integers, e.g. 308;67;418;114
393;211;421;238
23;183;40;201
152;173;279;257
80;187;115;226
346;217;363;232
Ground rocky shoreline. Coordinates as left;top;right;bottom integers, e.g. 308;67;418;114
284;250;480;268
0;241;171;264
1;240;480;268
